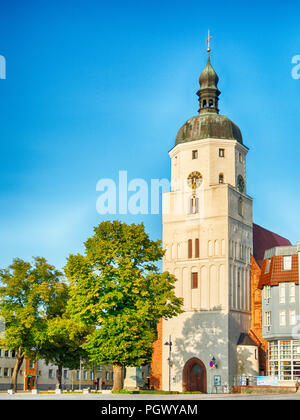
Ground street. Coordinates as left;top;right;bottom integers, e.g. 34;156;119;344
1;391;300;400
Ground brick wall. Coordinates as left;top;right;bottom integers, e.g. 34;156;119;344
250;256;268;373
149;319;162;390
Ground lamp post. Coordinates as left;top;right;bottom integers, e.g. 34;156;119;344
164;336;172;392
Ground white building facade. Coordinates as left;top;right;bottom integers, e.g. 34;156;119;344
159;51;257;393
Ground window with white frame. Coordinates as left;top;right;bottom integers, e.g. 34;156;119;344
279;283;286;304
289;283;296;303
283;256;292;271
264;311;272;327
279;310;286;326
264;285;271;300
290;310;296;326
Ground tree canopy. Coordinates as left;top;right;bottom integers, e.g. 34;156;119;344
65;221;183;390
0;257;66;390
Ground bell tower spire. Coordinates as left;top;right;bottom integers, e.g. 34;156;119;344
196;31;221;114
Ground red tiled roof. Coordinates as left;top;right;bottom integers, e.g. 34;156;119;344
253;223;292;265
258;254;299;289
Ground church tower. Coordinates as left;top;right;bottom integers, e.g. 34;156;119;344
158;41;254;392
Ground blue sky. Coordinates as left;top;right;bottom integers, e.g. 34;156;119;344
0;0;299;270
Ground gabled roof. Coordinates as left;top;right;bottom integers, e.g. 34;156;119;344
253;223;292;266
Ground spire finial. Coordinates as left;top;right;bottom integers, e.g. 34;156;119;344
196;34;221;114
206;30;212;53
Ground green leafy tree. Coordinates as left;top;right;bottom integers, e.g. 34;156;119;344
0;257;65;391
65;221;183;390
38;316;91;389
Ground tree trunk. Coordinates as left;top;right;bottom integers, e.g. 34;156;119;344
112;363;123;391
11;348;24;392
57;365;63;390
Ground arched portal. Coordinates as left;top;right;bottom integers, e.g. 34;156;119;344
182;358;207;393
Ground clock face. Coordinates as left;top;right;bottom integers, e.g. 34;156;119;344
237;175;245;193
187;171;203;189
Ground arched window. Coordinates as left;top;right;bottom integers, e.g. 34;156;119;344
203;100;207;108
219;173;224;184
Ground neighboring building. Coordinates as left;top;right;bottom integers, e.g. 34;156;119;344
0;349;24;390
258;243;300;382
70;364;114;390
249;224;292;377
0;350;73;391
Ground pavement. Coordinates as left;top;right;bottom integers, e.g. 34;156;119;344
1;391;300;400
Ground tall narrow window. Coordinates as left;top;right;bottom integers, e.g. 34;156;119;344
188;239;192;259
279;310;286;326
264;285;271;300
191;272;198;289
264;311;272;327
219;148;225;157
219;173;224;184
279;283;286;304
290;310;296;326
289;283;295;303
189;196;199;214
195;239;199;258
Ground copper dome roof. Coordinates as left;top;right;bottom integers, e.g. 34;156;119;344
175;112;243;146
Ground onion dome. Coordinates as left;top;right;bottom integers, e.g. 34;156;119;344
175;42;243;146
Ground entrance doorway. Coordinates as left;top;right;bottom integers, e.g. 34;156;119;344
182;358;207;393
26;376;35;390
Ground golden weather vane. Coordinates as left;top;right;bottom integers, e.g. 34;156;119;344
206;30;212;53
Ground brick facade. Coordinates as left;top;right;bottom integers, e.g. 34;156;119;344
249;255;268;374
149;319;162;390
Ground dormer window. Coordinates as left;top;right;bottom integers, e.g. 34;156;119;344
283;256;292;271
265;259;271;274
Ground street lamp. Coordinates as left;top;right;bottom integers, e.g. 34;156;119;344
164;336;172;392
